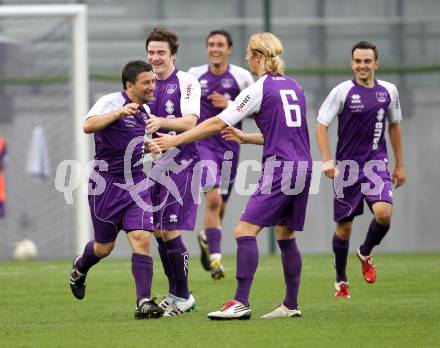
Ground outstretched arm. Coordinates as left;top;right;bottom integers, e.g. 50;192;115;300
388;122;406;188
83;103;140;134
221;127;264;145
146;114;198;133
152;116;227;152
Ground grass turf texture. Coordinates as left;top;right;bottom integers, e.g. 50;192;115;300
1;253;439;348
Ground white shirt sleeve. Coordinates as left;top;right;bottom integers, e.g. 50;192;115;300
177;71;201;118
386;84;402;123
187;65;208;80
218;77;264;126
229;64;254;91
317;83;348;127
85;93;125;119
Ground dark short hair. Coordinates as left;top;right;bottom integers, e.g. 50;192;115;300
145;26;179;55
206;30;233;47
121;60;153;90
351;41;378;60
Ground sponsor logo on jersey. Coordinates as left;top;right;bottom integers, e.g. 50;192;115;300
123;118;136;128
372;108;385;150
351;94;361;104
221;78;234;89
165;100;174;114
376;92;388;103
349;93;364;112
236;95;251;112
185;83;193;100
166;84;177;95
200;79;208;96
200;79;208;89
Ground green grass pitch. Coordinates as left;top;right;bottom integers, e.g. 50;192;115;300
1;253;439;348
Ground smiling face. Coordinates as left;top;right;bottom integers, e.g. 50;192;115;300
126;71;156;104
351;48;378;86
147;41;176;80
206;34;232;69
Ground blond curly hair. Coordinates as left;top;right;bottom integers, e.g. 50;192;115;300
248;32;285;75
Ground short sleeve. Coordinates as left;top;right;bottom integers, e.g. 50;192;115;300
85;93;124;119
177;71;201;118
387;85;402;123
218;78;263;126
317;85;344;126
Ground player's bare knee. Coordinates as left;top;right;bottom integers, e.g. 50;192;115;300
128;230;149;241
375;210;392;225
336;222;352;240
274;225;295;240
206;191;222;213
95;241;115;258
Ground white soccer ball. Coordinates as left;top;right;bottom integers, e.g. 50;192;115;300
13;239;38;260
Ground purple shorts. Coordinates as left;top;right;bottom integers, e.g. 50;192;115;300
241;170;311;232
88;172;154;243
333;163;393;222
150;163;199;231
197;144;239;202
0;202;4;217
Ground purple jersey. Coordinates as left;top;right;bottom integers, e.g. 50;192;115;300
149;69;201;163
318;79;402;164
86;92;150;177
188;64;253;152
218;73;312;170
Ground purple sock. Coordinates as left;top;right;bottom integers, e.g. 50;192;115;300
360;219;390;256
131;253;153;304
205;227;221;255
234;236;258;307
156;237;176;295
166;236;190;299
332;233;349;282
277;239;301;310
75;240;101;274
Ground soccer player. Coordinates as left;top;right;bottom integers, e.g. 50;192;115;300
316;41;406;298
69;60;164;319
187;30;253;279
151;32;312;320
145;27;201;316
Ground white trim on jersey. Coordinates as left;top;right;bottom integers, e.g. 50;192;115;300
187;64;209;80
317;80;354;127
85;92;125;119
142;103;151;116
218;75;266;126
229;64;254;91
176;71;201;118
377;80;402;123
188;64;254;92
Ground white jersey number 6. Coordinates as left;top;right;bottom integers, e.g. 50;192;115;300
280;89;301;128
